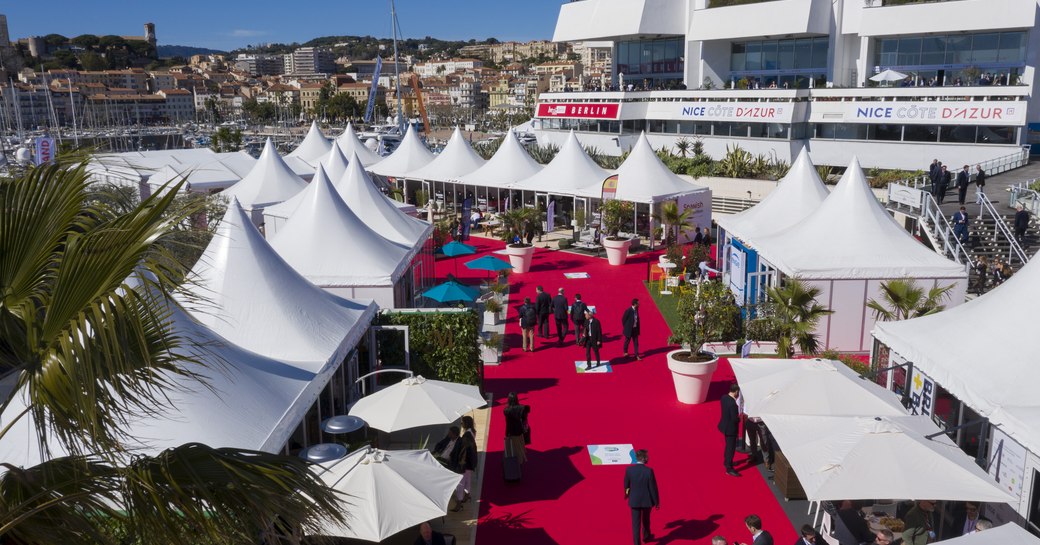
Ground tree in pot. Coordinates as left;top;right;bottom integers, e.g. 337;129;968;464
666;279;741;404
483;297;503;325
481;332;504;364
600;199;635;266
653;201;693;247
498;207;540;273
764;278;834;358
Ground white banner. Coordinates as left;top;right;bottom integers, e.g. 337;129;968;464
646;101;794;123
728;247;746;303
888;184;925;208
809;101;1027;126
987;426;1027;501
34;137;55;166
907;368;936;417
675;190;712;244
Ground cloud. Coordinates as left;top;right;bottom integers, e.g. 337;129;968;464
229;29;268;38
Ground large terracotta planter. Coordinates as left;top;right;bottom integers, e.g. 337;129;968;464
505;244;535;273
666;349;719;404
603;237;633;266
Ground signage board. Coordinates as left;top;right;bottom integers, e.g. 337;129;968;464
645;101;794;123
907;368;936;417
809;101;1028;126
536;102;620;120
675;189;712;243
34;136;55;165
888;184;925;208
987;426;1027;501
728;247;746;303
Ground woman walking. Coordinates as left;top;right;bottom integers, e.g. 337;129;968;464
502;392;531;481
452;416;478;510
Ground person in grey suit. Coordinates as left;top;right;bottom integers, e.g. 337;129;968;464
624;449;659;545
740;514;774;545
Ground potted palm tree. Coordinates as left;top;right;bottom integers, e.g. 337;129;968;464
666;280;741;404
499;207;540;273
765;278;834;358
653;201;693;247
481;332;504;365
483;297;502;325
601;199;635;266
867;278;954;321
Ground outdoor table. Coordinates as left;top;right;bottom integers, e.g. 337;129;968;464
659;262;678;295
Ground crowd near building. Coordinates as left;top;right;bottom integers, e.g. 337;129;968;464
533;0;1040;169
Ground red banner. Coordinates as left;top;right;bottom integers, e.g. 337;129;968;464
536;102;620;120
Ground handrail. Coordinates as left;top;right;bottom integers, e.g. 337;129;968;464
978;193;1029;266
920;191;973;272
1009;180;1040;216
895;147;1030;191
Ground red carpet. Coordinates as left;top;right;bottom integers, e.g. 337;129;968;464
444;239;797;545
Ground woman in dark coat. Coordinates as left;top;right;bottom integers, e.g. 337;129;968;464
503;392;531;465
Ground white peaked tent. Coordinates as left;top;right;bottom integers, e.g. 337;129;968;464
457;129;544;189
368;125;435;178
0;291;344;469
608;132;710;204
716;149;830;247
322;141;351;183
749;157;967;351
873;255;1040;455
937;524;1040;545
180;199;376;367
221;138;307;225
287;121;333;163
262;163;334;237
405;127;486;182
269;163;413;307
338;152;432;247
336;122;384;167
762;414;1015;503
512;130;609;198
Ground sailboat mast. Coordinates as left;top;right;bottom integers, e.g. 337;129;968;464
390;0;403;134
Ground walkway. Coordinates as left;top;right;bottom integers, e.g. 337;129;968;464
448;238;797;545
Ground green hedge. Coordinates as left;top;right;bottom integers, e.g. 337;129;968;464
375;309;482;386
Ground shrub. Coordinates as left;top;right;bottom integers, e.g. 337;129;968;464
375;310;482;385
717;144;754;178
557;238;573;250
669;280;742;349
819;349;871;376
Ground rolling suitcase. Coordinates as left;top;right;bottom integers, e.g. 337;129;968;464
503;438;522;482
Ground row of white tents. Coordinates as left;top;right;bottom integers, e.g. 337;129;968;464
717;151;968;352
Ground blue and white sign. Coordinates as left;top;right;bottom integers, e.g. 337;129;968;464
907;368;936;417
728;247;746;303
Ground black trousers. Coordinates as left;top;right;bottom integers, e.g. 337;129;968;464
747;420;776;466
537;314;551;337
631;507;651;545
554;317;568;341
572;319;586;342
937;183;948;203
585;343;600;366
724;434;737;471
623;334;639;356
958;186;968;204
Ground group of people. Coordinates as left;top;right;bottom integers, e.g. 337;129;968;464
515;287;643;369
431;415;478;513
973;255;1014;294
928;160;985;206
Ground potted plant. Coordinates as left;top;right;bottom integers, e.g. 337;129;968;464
499;207;540;273
600;199;634;266
480;332;503;365
666;280;741;404
652;201;693;247
765;278;834;358
483;297;502;325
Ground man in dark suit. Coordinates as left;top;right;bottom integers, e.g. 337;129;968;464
718;383;741;476
928;158;939;182
956;164;971;205
937;165;951;204
621;298;642;360
739;514;774;545
624;449;659;545
584;308;602;370
414;522;447;545
929;161;942;198
552;288;569;344
793;523;824;545
570;293;588;345
535;286;552;339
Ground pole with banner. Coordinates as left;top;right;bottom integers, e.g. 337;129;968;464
461;197;473;241
34;136;56;166
546;199;555;234
364;56;383;123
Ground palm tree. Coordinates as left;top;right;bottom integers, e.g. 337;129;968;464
867;278;954;321
652;201;693;246
766;278;834;358
0;163;345;544
675;137;692;158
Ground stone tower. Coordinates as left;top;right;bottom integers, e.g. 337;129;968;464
144;22;156;48
0;14;10;48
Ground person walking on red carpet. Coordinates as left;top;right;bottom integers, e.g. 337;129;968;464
518;297;536;352
624;449;659;545
719;383;741;477
552;288;570;345
621;298;642;360
570;293;588;345
584;308;603;370
535;286;552;339
739;514;774;545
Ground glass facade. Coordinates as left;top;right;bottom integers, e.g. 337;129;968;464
873;31;1027;85
616;37;685;87
813;123;1017;145
730;37;829;89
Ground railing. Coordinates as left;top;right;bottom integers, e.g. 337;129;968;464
864;0;967;7
978;193;1030;267
919;191;973;271
1009;180;1040;216
896;147;1030;190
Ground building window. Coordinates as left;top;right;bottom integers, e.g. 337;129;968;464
873;31;1027;85
729;36;828;88
903;125;938;143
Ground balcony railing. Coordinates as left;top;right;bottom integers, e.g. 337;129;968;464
707;0;782;7
864;0;967;7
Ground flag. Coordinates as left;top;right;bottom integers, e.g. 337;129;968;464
364;56;383;123
546;200;555;233
34;137;55;166
601;174;619;201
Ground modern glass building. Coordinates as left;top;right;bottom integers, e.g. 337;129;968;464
532;0;1040;169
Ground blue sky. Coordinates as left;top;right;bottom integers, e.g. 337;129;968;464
3;1;566;51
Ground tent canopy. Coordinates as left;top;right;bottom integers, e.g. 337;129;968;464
337;151;432;247
716;149;829;246
264;143;351;223
873;255;1040;454
763;414;1016;503
456;130;543;189
287;121;333;163
368;125;434;178
269;164;411;287
335;122;383;167
609;132;709;204
752;157;967;279
511;130;609;198
938;524;1040;545
221;138;307;210
404;127;486;182
180;199;376;367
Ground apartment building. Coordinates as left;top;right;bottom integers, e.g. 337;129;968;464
283;47;336;75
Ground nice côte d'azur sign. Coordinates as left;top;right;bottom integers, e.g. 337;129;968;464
811;101;1026;126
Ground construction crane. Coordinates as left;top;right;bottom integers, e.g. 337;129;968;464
409;73;431;135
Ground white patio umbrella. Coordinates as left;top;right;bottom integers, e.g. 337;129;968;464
313;448;462;542
348;375;486;432
870;69;908;83
936;523;1040;545
730;358;907;417
762;414;1016;503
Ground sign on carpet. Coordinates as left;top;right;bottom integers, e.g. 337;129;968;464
587;444;636;465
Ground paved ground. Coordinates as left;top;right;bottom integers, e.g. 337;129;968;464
936;160;1039;216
